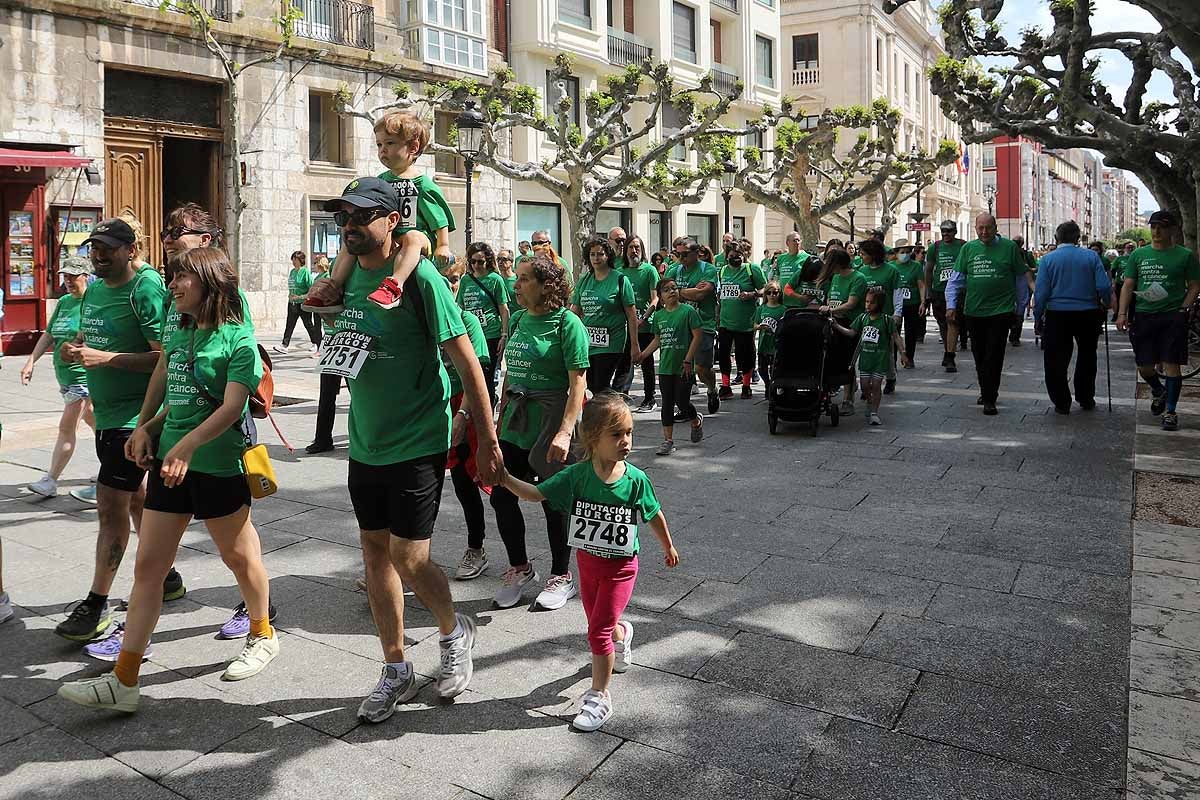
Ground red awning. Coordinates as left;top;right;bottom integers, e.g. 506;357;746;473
0;148;91;169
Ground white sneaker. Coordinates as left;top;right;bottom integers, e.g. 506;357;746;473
436;613;476;698
535;573;578;611
455;547;488;581
613;621;633;673
869;413;882;426
221;634;280;681
57;671;139;712
0;592;12;624
493;565;538;609
572;688;613;732
28;474;58;498
271;345;289;355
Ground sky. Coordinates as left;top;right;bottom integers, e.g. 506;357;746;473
987;0;1184;212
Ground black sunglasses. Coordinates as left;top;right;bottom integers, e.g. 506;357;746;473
161;226;209;242
333;208;386;227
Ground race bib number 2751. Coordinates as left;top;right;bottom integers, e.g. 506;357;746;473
568;499;637;557
317;330;374;378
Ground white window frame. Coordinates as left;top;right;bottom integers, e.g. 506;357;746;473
423;0;487;74
755;34;776;88
672;2;697;64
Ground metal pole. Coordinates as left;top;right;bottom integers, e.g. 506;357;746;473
915;188;923;245
464;155;475;245
722;190;731;237
849;207;855;242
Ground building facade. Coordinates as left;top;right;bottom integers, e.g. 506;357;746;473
774;0;986;247
505;0;783;261
0;0;514;351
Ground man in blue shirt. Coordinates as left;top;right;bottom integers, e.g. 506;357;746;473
1033;221;1113;413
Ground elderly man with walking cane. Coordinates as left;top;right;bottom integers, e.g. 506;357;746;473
1033;221;1113;414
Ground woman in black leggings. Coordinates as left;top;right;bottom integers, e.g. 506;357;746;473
570;238;639;394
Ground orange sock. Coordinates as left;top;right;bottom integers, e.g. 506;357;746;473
114;649;143;687
249;616;274;639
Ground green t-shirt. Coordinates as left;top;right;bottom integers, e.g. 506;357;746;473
649;303;701;376
787;274;828;306
666;261;719;333
716;263;766;332
135;264;164;289
772;251;810;288
456;270;511;339
713;253;727;269
953;238;1027;318
161;289;255;350
754;303;788;356
47;294;88;388
858;262;902;316
895;260;923;307
828;270;868;323
852;313;896;375
377;171;455;241
158;324;262;477
335;257;465;465
501;307;590;449
852;256;865;270
571;268;635;354
287;266;313;300
620;260;660;333
538;461;662;559
444;306;490;397
503;273;519;311
1123;245;1200;314
79;273;167;430
926;239;964;293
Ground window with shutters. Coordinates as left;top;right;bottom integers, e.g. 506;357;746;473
672;2;697;63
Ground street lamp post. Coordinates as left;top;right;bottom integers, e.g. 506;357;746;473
455;100;484;245
719;166;735;237
848;206;856;243
1023;203;1031;245
983;184;997;216
909;146;925;245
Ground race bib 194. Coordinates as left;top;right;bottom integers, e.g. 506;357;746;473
568;499;637;557
719;283;741;300
587;326;610;348
861;326;881;344
317;330;374;378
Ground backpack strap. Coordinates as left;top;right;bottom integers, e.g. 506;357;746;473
466;272;500;313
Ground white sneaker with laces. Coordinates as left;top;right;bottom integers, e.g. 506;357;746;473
535;573;578;610
221;634;280;681
57;671;139;712
869;413;882;426
436;613;476;698
271;345;289;355
572;688;613;732
493;565;538;608
29;474;58;498
612;621;633;673
455;547;488;580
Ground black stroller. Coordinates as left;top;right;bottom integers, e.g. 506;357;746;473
767;308;855;436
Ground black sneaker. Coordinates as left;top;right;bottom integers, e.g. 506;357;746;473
945;361;958;373
983;403;999;416
1054;405;1070;415
55;597;113;642
883;379;896;395
163;568;186;602
741;385;752;399
976;396;985;405
1150;392;1167;416
673;411;690;423
718;385;734;400
305;440;334;454
635;397;657;413
1161;412;1180;431
707;390;720;414
1079;400;1096;411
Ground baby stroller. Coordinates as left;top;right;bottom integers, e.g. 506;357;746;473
767;308;855;436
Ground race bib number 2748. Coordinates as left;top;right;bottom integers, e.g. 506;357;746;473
568;499;637;557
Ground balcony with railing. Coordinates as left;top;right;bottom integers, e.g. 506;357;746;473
712;64;739;96
712;0;739;13
607;28;652;66
792;61;821;86
292;0;374;50
128;0;231;21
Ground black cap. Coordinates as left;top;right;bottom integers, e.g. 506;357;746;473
82;218;136;249
940;220;958;231
323;177;399;213
1147;210;1177;227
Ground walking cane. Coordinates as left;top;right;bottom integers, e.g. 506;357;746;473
1102;300;1112;413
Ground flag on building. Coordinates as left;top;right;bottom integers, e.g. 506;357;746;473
957;143;971;175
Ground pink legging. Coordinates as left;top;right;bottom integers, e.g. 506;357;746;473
576;549;639;655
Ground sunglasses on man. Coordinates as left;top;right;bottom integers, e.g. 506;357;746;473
333;208;386;227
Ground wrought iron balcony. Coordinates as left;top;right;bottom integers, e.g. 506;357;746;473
292;0;374;50
128;0;231;21
713;0;739;13
712;64;739;96
607;29;652;67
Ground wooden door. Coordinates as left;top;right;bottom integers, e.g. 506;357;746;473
104;129;162;254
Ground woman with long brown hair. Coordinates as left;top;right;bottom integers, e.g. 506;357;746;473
57;247;279;713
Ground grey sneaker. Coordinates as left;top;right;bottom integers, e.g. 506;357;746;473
655;440;676;456
0;592;12;624
612;621;633;674
455;548;488;581
690;413;704;443
436;613;476;698
28;474;57;498
493;565;538;609
357;664;419;723
839;400;854;416
535;573;578;611
869;413;882;426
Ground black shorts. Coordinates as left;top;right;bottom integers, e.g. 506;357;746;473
1131;310;1189;367
144;464;251;520
348;453;447;540
95;428;147;492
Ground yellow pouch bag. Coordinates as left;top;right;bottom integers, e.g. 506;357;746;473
242;443;277;499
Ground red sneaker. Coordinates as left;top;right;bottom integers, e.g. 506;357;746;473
301;293;344;315
367;277;404;309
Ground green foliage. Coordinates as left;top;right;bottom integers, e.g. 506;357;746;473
566;125;583;148
1119;227;1151;243
391;81;411;100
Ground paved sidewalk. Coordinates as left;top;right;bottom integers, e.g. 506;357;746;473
1;325;1140;800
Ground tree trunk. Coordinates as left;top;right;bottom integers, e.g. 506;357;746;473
564;196;596;279
797;211;820;251
228;74;243;270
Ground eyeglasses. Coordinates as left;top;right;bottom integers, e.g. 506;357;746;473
765;290;781;295
497;257;513;263
531;239;550;247
469;257;488;265
333;208;386;227
160;226;208;242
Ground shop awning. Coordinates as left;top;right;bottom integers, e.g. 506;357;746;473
0;148;91;169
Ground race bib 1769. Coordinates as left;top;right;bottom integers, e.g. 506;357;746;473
568;499;637;557
719;283;741;300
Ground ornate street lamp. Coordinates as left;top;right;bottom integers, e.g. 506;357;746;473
455;100;485;245
983;184;997;216
719;165;735;237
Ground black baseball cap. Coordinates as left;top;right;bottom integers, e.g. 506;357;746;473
1147;210;1177;227
82;218;136;249
322;177;399;213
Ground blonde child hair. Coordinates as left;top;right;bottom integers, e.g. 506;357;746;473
118;211;149;262
578;393;633;461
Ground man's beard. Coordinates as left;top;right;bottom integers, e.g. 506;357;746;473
344;230;382;256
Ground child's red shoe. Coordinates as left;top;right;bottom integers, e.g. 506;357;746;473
367;277;404;309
